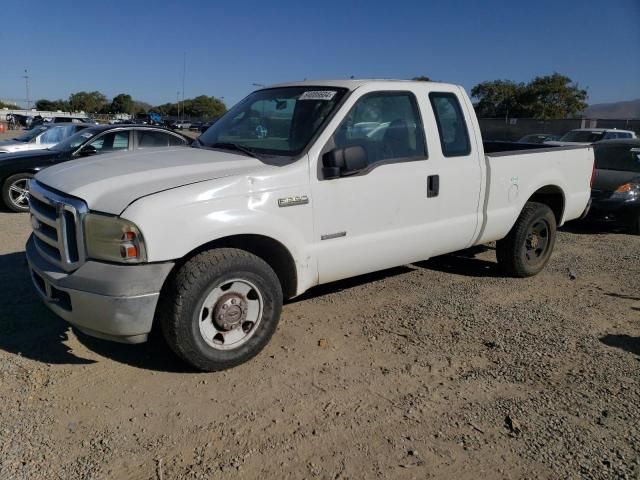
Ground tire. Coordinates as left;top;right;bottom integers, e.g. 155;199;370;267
632;215;640;235
496;202;557;277
2;173;34;213
159;248;283;371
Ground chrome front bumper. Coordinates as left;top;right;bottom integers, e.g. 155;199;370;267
26;236;174;344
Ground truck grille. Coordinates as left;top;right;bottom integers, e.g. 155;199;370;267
28;181;88;272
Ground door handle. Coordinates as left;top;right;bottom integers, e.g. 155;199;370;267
427;175;439;198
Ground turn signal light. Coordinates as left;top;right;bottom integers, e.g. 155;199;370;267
120;231;139;259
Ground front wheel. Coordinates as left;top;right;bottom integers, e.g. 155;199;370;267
159;248;283;371
2;173;33;213
496;202;557;277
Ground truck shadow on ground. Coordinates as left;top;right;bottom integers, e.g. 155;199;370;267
414;245;502;278
600;334;640;359
0;251;194;373
0;244;503;372
0;252;95;366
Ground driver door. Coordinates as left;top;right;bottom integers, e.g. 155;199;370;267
311;90;438;284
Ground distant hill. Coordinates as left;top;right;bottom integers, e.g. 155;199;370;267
583;99;640;119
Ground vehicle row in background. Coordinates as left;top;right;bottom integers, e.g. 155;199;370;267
0;125;191;212
546;128;636;146
0;123;90;153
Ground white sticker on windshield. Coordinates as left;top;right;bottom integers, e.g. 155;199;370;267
299;91;337;101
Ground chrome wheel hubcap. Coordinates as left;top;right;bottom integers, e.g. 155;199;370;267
198;279;263;350
9;179;29;208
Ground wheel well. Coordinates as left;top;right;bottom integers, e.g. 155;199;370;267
527;186;565;224
177;234;298;299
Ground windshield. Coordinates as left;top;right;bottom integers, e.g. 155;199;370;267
559;130;606;143
198;86;348;157
50;127;102;152
13;126;48;142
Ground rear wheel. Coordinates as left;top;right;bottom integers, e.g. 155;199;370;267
632;214;640;235
2;173;33;213
496;202;557;277
159;248;283;371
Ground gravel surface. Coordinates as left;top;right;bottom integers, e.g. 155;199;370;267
0;210;638;480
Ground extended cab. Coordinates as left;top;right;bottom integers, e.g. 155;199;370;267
25;80;594;371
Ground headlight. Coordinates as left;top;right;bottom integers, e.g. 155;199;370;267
611;182;640;200
84;213;147;263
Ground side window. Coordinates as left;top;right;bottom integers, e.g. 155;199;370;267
331;92;426;165
429;92;471;157
87;131;130;152
39;127;65;144
138;130;171;148
60;125;76;139
167;134;187;146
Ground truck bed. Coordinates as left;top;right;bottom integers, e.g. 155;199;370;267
476;143;594;245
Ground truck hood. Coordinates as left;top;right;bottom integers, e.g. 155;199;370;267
35;147;271;214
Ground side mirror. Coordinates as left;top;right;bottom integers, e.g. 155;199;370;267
78;144;98;157
322;145;368;179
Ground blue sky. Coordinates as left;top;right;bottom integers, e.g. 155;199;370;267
1;0;639;108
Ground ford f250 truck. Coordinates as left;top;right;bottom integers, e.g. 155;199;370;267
25;80;594;371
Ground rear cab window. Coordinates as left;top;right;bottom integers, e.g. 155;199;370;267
429;92;471;157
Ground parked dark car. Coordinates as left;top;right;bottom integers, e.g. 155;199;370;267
586;139;640;234
48;116;96;124
0;125;191;212
189;121;203;131
199;118;220;134
517;133;560;144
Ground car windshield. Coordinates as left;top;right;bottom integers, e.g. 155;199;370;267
198;86;348;157
559;130;606;143
13;126;49;142
50;127;102;151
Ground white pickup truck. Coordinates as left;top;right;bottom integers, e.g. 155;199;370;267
26;80;594;371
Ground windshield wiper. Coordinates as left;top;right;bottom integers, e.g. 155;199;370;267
209;142;259;159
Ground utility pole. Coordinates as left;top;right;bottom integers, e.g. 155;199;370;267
182;52;186;122
22;69;30;111
176;90;180;120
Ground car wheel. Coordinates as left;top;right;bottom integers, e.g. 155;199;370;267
496;202;557;277
159;248;283;371
2;173;33;213
632;214;640;235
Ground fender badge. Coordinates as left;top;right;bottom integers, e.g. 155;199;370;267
278;195;309;207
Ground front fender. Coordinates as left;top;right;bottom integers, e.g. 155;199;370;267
121;174;317;291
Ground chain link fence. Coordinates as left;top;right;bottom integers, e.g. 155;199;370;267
478;118;640;141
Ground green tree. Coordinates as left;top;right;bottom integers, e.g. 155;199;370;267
0;100;20;109
520;73;588;119
110;93;134;114
68;91;108;113
412;76;432;81
132;101;152;115
182;95;226;118
35;99;70;111
471;80;525;118
471;73;588;119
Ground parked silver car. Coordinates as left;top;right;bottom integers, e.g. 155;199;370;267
0;123;91;153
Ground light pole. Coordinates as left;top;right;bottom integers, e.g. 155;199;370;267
22;69;30;111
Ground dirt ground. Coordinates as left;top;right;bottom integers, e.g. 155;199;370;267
0;203;639;479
